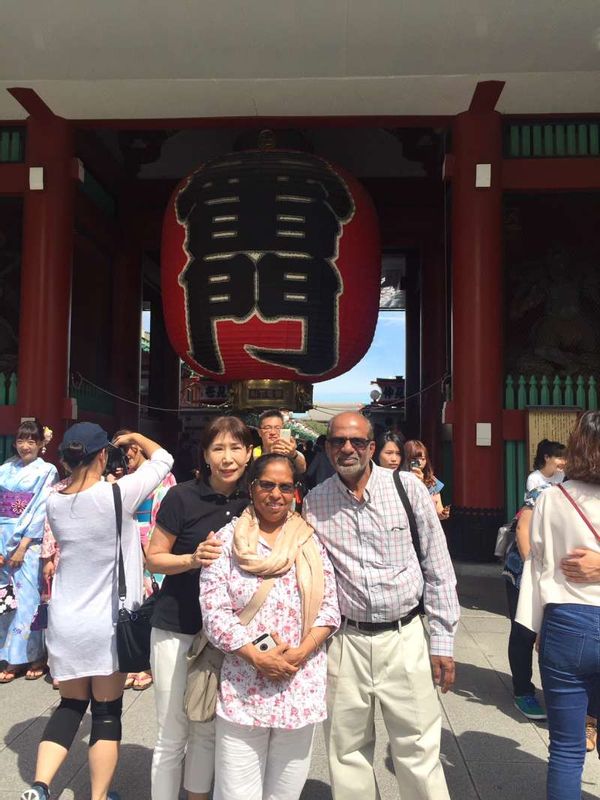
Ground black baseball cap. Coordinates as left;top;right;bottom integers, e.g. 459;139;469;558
59;422;111;456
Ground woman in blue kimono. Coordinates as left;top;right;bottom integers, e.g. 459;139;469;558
0;420;58;682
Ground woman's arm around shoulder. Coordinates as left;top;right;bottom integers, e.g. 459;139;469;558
146;487;194;575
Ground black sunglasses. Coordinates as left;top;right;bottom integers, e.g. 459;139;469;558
253;479;296;495
327;437;372;451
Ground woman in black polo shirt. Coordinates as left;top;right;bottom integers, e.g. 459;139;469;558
146;416;253;800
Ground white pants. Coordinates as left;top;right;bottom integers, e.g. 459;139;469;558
325;616;450;800
150;627;215;799
213;717;315;800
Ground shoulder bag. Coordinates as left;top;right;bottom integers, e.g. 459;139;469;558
113;483;158;674
392;469;425;613
495;517;518;560
558;484;600;544
184;576;275;722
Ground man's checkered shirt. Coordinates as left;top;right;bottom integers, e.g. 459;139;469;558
303;464;459;656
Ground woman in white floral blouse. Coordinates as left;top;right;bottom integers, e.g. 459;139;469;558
199;453;340;800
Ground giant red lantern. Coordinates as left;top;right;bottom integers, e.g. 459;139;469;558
162;148;380;407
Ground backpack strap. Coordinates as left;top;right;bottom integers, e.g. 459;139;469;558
392;469;425;613
393;469;423;564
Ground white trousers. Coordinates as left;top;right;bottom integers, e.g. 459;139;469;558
150;627;215;799
325;616;450;800
213;717;315;800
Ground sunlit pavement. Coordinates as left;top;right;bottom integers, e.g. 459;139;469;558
2;563;600;799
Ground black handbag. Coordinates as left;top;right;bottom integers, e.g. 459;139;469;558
112;483;157;673
31;601;49;631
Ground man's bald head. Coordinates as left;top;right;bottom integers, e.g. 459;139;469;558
327;412;374;440
326;412;375;483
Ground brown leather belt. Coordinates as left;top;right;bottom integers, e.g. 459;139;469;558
341;606;420;633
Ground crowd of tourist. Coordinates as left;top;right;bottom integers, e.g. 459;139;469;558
1;408;600;800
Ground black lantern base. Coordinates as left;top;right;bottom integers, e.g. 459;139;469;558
445;506;506;562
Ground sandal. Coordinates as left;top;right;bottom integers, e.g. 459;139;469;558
25;664;49;681
0;666;27;684
124;674;135;690
132;671;153;691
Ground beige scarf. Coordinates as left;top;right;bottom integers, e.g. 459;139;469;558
232;506;324;638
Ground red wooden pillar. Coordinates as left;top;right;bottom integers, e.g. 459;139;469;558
17;113;76;452
449;106;505;555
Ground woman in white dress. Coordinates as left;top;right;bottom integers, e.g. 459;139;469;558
21;423;173;800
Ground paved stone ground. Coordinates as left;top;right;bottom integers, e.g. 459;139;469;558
1;563;600;799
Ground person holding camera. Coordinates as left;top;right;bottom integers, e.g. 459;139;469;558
21;423;173;800
403;439;450;521
113;429;177;692
198;453;339;800
254;410;307;474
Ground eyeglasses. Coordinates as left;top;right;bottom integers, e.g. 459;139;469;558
260;425;283;432
253;479;296;495
327;437;372;451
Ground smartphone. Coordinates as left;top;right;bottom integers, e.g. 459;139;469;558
280;429;291;442
410;459;421;470
253;633;277;653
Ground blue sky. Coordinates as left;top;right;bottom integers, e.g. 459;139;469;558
314;311;406;404
144;309;405;404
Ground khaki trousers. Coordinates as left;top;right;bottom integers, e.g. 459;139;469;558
325;616;450;800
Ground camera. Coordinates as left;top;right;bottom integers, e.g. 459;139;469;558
104;443;129;479
410;459;421;470
253;633;277;653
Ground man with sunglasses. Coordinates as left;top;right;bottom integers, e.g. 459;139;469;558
303;411;459;800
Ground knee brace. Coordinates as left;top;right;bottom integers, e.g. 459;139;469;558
42;697;89;750
89;695;123;747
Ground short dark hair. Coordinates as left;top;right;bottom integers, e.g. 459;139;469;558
16;419;44;442
248;452;297;484
533;439;566;470
565;412;600;484
198;415;253;483
258;410;284;427
374;432;405;465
